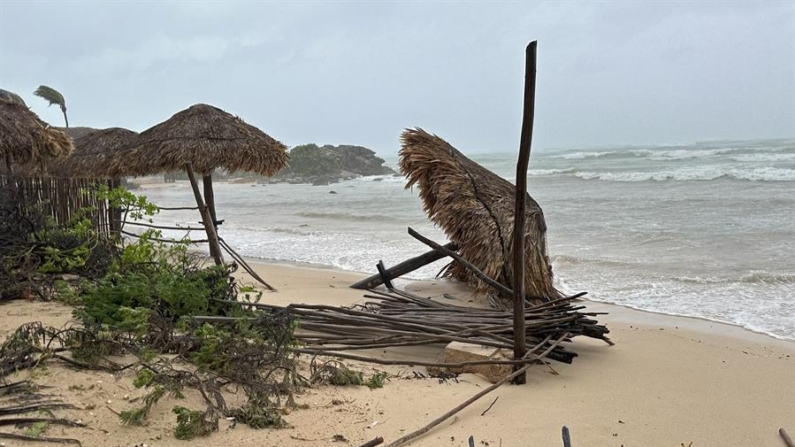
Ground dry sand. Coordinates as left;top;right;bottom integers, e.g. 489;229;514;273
1;262;793;447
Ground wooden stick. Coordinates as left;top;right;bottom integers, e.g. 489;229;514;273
408;227;513;298
562;425;572;447
0;432;82;445
781;428;794;447
480;396;499;416
357;437;385;447
350;243;458;289
384;363;533;447
202;174;218;226
376;260;395;290
185;163;224;265
383;334;568;447
511;41;538;384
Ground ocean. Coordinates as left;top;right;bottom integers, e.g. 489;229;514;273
138;138;795;341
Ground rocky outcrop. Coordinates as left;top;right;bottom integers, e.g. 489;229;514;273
269;144;397;185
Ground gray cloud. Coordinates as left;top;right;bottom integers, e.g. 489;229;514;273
1;1;792;154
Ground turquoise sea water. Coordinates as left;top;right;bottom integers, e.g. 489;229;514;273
140;138;795;340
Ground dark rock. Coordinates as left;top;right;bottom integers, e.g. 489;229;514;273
271;143;397;184
329;191;337;194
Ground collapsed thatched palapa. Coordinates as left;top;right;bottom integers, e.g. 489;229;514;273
111;103;288;177
399;128;561;305
0;98;73;169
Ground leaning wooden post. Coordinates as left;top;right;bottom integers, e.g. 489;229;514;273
202;173;218;227
511;41;538;385
185;163;224;265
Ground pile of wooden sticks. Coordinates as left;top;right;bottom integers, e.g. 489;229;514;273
202;287;610;368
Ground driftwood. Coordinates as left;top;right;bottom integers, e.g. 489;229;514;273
350;243;459;290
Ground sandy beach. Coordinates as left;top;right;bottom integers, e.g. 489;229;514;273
1;261;793;447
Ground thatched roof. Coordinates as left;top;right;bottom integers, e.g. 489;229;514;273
63;126;102;140
9;127;137;178
0;89;26;106
52;127;139;178
111;103;288;177
0;99;73;169
399;128;561;305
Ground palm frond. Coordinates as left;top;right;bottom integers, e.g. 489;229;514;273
34;85;68;127
34;85;66;112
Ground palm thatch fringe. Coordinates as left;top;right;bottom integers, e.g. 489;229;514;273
109;103;289;178
0;99;73;169
0;89;26;106
398;128;561;306
12;127;138;179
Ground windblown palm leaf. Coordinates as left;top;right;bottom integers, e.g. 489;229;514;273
33;85;68;127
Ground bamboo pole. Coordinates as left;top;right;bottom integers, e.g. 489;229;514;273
511;41;537;385
185;163;224;265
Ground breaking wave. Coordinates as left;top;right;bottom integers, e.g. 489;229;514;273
570;167;795;182
674;272;795;285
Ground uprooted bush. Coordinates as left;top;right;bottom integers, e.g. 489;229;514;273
0;185;383;440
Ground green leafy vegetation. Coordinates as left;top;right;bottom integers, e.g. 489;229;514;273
1;185;391;441
286;144;336;176
22;421;49;437
366;371;390;389
119;386;165;426
173;406;215;440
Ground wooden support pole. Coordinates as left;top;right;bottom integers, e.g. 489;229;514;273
408;227;514;298
185;163;224;265
202;174;218;227
350;243;459;290
511;40;538;384
108;178;122;236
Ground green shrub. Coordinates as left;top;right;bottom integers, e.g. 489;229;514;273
173;406;215;440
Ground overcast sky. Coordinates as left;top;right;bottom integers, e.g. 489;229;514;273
1;1;793;154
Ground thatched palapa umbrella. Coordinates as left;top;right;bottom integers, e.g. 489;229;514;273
118;103;289;265
56;127;139;178
0;98;73;171
399;128;561;306
16;127;138;179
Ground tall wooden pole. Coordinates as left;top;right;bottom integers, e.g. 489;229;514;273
202;174;218;227
511;41;538;385
185;163;224;265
